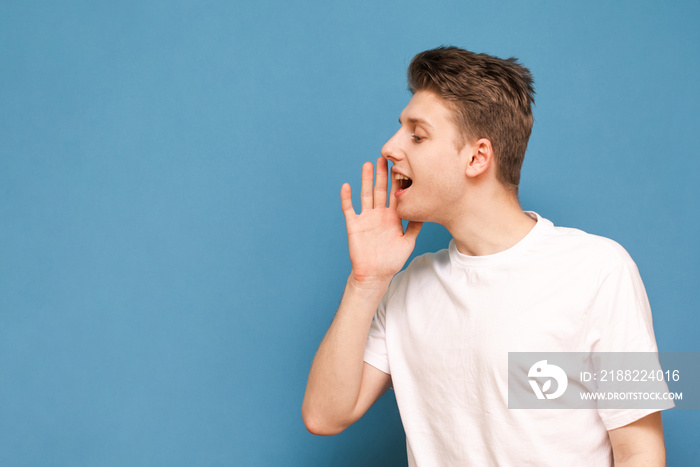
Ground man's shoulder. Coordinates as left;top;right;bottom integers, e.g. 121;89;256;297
543;220;638;277
549;222;633;258
404;246;451;274
387;247;449;292
381;248;449;307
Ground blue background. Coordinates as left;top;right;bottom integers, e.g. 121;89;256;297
1;1;698;465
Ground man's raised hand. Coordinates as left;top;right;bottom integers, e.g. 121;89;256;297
340;157;422;288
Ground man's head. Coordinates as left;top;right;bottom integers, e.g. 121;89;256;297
406;46;535;193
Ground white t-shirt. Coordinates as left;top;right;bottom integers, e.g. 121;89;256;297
363;212;670;466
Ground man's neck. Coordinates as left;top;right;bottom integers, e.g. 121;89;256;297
444;189;536;257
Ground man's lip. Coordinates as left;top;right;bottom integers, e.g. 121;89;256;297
395;184;409;198
391;167;411;179
392;169;412;198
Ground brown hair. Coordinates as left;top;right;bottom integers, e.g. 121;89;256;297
407;46;535;192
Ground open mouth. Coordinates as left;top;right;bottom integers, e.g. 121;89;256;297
395;173;413;191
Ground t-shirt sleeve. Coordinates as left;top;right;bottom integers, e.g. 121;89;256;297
589;241;674;429
363;276;399;375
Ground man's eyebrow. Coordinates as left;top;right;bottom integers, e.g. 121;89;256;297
398;116;433;128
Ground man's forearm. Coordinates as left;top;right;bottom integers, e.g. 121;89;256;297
303;156;419;435
302;276;390;435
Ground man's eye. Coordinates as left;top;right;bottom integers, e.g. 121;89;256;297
412;134;425;143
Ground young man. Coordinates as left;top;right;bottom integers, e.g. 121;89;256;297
302;47;668;465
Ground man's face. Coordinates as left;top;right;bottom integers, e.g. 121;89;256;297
382;90;474;223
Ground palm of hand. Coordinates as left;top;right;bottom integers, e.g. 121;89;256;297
341;158;422;284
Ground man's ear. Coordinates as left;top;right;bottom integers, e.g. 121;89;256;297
465;138;493;178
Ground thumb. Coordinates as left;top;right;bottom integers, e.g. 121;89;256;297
404;221;423;243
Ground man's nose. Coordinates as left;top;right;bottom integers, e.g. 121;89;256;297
381;131;403;162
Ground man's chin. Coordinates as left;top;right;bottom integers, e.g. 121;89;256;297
397;206;429;223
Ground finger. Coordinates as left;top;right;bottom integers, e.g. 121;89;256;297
404;221;423;243
388;167;398;209
340;183;356;220
374;157;388;208
360;161;374;211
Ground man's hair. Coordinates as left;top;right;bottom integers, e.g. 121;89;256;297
407;46;535;192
